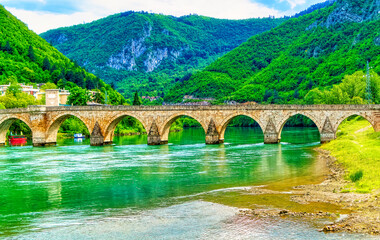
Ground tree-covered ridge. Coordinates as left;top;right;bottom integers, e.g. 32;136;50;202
0;5;125;105
40;12;287;98
165;0;380;104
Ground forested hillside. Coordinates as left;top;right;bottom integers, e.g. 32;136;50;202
40;12;286;98
165;0;380;104
0;5;125;106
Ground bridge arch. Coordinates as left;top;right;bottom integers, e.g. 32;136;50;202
160;113;207;143
0;116;33;145
335;113;375;134
103;114;149;144
219;113;264;141
278;113;321;143
45;113;91;145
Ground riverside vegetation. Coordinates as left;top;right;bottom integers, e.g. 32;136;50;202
219;117;380;235
322;116;380;193
0;5;126;137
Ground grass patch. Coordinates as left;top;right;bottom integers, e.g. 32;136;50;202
321;116;380;193
349;170;363;182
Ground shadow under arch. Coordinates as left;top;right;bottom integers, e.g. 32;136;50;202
160;114;206;144
219;114;264;143
104;114;148;145
279;113;320;144
0;117;33;145
335;114;375;137
46;114;91;145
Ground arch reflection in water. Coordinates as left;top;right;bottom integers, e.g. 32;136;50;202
223;115;264;145
280;114;321;144
48;114;90;146
0;128;322;237
105;115;148;145
166;116;205;145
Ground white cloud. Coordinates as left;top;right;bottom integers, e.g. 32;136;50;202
285;0;307;9
5;7;102;34
5;0;280;34
86;0;280;19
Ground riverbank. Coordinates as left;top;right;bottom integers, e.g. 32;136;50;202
237;118;380;235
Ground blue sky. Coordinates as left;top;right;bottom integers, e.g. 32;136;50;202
1;0;327;33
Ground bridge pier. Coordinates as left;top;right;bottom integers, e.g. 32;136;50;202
147;138;168;145
320;117;336;143
206;135;223;144
205;119;223;144
32;131;50;147
320;133;335;143
264;133;280;144
264;118;279;144
90;122;104;146
147;121;167;145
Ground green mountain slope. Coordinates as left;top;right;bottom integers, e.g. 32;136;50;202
165;0;380;103
0;5;124;105
40;12;286;98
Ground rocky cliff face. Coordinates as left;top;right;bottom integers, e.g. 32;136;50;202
144;47;183;72
106;23;185;72
306;0;379;30
375;35;380;46
325;0;379;27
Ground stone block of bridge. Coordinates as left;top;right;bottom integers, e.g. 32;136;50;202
264;133;280;144
320;117;336;143
90;122;104;146
147;120;167;145
205;119;223;144
263;117;279;144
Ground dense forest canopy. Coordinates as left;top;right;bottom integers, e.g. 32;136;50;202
0;5;125;108
165;0;380;104
41;11;288;99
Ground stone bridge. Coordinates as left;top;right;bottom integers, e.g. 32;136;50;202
0;105;379;147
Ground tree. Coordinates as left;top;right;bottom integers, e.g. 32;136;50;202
308;79;314;89
86;78;96;90
92;90;105;104
42;57;51;71
293;89;299;99
0;92;37;109
6;83;22;96
133;91;142;105
263;89;272;102
72;72;85;88
303;71;380;104
4;41;12;54
27;45;36;62
67;86;90;106
40;82;58;91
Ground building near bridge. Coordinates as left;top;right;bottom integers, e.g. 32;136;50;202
0;83;71;106
43;89;70;106
0;83;40;98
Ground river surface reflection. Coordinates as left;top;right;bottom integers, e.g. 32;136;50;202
0;128;371;239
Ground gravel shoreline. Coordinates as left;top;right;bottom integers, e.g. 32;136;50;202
240;148;380;235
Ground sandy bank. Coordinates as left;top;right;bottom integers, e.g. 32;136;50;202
240;148;380;235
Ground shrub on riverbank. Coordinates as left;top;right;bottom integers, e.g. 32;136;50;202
322;116;380;193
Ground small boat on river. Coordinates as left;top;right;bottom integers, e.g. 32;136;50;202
8;135;27;146
74;133;85;139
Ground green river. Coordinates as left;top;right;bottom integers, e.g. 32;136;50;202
0;128;375;239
